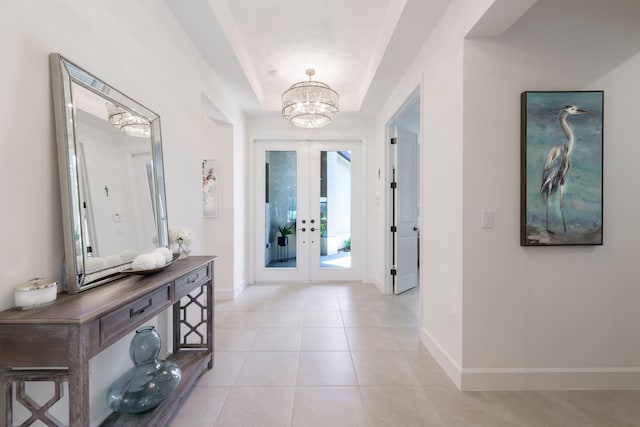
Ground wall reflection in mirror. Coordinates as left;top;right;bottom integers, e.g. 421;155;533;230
50;53;169;293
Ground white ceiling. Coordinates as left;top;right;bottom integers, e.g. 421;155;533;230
164;0;452;117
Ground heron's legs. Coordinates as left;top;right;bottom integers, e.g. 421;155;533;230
544;187;553;233
545;199;550;232
559;185;567;234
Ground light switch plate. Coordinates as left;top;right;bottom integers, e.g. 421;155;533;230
481;210;494;228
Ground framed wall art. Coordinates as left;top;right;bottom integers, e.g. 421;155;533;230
521;91;603;246
202;159;218;218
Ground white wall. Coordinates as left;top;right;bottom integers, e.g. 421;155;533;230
232;118;249;298
374;0;496;387
0;1;245;424
202;116;238;298
375;0;640;391
462;0;640;389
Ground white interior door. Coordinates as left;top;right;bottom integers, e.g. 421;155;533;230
394;126;419;294
254;140;362;282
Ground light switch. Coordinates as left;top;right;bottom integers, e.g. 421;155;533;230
481;210;494;228
112;213;122;223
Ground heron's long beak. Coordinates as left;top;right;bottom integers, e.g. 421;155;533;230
576;108;588;114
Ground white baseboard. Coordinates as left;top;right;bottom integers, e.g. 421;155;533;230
420;327;462;388
215;279;247;300
367;276;386;295
234;278;247;297
215;288;235;300
420;328;640;391
461;367;640;390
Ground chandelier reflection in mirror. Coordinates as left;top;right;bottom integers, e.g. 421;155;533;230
281;69;339;128
107;103;151;138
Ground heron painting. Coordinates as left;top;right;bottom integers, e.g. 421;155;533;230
521;91;603;246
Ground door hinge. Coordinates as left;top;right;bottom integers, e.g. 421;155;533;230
390;182;397;189
390;226;397;233
390;137;397;145
390;268;397;276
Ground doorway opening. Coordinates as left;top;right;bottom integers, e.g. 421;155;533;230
254;140;363;282
387;89;421;295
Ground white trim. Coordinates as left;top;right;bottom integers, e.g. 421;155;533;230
215;279;247;300
385;87;421;296
460;367;640;391
421;326;640;391
420;327;463;389
253;137;365;143
214;288;235;300
367;276;386;295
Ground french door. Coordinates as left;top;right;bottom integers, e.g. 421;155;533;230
254;140;362;282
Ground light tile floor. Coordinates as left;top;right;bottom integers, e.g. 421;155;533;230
171;283;640;426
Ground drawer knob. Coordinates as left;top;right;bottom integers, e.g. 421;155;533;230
187;274;199;284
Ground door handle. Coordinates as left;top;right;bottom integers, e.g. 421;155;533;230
310;227;316;232
130;298;153;318
300;227;306;232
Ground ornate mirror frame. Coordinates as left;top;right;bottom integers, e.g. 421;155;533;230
50;53;169;293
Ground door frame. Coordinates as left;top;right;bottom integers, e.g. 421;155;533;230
385;87;422;295
251;138;365;283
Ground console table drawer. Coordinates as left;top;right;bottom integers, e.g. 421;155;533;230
174;265;210;298
100;285;171;345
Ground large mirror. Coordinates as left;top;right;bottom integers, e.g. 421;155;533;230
50;53;169;293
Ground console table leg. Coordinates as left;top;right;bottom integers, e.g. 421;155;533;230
0;368;10;427
68;326;90;426
207;278;214;369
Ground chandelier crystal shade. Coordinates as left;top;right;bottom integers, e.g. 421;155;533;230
107;103;151;138
282;69;339;128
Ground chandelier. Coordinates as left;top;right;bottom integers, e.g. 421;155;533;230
107;103;150;138
281;69;339;128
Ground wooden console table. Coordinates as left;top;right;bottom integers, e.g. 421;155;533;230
0;255;215;427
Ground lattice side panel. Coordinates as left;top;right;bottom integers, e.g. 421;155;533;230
178;286;209;348
3;370;69;427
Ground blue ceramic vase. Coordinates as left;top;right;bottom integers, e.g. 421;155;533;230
106;326;182;414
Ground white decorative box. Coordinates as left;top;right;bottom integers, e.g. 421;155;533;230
14;278;57;310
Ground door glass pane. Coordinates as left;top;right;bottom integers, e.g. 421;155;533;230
265;151;297;268
320;150;351;269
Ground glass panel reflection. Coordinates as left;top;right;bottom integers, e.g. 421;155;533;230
320;151;351;269
265;151;297;268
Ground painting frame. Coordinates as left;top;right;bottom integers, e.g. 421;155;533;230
202;159;218;218
520;91;604;246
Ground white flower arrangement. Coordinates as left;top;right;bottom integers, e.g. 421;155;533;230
169;227;194;247
153;247;173;263
131;254;157;270
128;247;174;271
